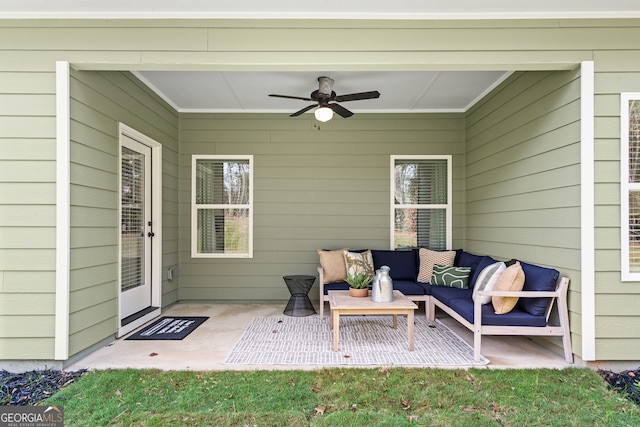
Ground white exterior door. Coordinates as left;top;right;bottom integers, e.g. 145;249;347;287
120;134;153;319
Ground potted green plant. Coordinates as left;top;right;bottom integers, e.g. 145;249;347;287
345;272;372;297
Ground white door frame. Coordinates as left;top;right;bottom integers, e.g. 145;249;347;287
117;123;163;337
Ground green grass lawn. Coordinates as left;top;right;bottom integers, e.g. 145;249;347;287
46;367;640;426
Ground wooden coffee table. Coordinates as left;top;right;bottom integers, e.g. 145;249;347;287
328;290;418;352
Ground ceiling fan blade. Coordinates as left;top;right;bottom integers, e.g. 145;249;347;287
290;104;317;117
334;91;381;102
328;103;354;118
269;94;313;101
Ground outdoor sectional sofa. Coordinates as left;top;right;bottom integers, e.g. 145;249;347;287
317;249;573;363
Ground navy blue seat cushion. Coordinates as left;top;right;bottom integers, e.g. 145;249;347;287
371;249;418;281
446;298;547;327
456;252;496;289
416;282;434;295
392;279;427;296
516;261;560;316
323;281;351;295
430;285;473;306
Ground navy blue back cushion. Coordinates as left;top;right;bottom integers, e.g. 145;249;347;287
456;252;496;289
517;261;560;316
456;251;484;269
371;249;418;281
452;249;465;266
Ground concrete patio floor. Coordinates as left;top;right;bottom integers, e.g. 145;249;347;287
68;302;581;372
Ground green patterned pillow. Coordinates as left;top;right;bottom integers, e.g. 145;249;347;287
431;264;471;289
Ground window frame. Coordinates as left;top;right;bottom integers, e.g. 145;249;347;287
191;154;254;258
621;93;640;280
390;155;452;250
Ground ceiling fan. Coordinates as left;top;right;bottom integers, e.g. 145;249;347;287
269;76;380;121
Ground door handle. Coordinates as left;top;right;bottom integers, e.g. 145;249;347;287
148;232;155;237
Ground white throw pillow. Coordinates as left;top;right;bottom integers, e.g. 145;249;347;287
473;261;507;305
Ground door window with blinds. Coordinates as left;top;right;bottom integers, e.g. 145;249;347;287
391;155;452;250
121;145;149;292
192;155;253;258
621;94;640;280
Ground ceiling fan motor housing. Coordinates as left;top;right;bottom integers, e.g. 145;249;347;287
317;76;334;97
268;76;379;118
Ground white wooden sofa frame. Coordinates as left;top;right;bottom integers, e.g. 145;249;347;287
428;276;573;364
317;266;432;320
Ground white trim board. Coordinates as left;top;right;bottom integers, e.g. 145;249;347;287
580;61;596;361
3;0;640;20
55;61;70;361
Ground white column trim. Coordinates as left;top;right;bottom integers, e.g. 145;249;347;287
580;60;596;361
55;61;70;360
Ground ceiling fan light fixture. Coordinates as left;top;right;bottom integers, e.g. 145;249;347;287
315;106;333;122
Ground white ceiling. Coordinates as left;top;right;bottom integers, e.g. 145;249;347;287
4;1;638;114
134;71;512;113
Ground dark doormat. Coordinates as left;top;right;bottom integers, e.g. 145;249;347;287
125;316;209;340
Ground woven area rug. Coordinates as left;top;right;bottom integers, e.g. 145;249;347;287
224;316;489;366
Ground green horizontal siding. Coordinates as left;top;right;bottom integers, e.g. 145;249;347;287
0;65;57;358
1;17;640;362
465;70;582;355
179;113;465;301
66;69;179;358
592;62;640;362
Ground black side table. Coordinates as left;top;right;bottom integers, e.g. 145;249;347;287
283;275;317;317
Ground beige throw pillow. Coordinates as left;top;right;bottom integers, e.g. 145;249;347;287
492;261;525;314
418;248;456;283
318;248;349;283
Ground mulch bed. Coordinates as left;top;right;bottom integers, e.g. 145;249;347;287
0;369;87;406
599;367;640;405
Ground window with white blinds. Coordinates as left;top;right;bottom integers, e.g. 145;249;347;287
121;146;145;291
191;155;253;258
621;94;640;280
391;155;452;250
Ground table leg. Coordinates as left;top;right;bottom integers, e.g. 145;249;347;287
407;310;415;351
333;310;340;352
392;314;398;329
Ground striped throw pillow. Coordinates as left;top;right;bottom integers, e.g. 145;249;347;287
473;261;507;304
